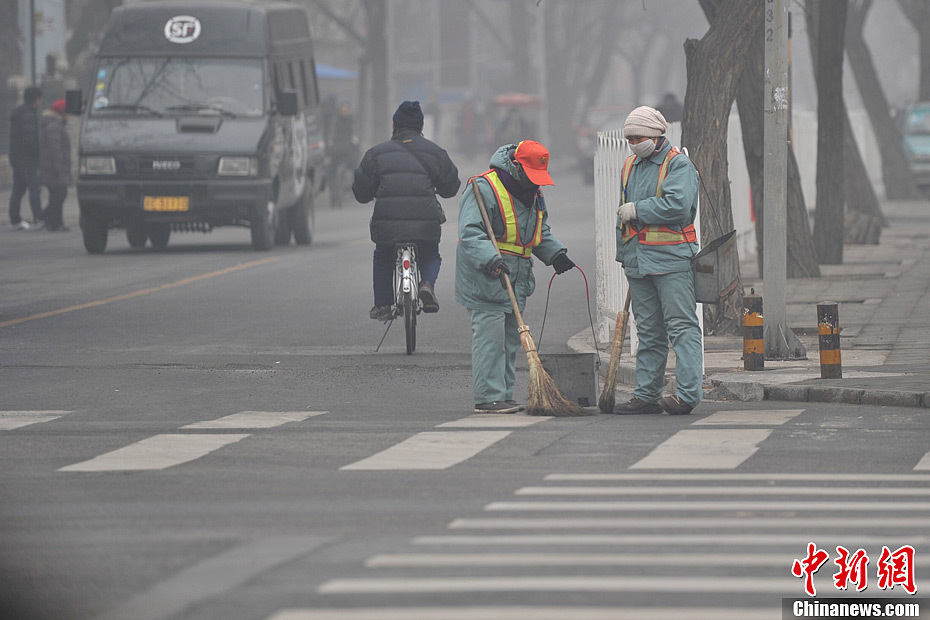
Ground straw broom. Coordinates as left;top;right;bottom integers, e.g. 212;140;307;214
597;288;632;413
470;180;590;417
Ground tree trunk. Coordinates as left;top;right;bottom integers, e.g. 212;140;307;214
362;1;388;145
735;21;820;279
683;0;760;335
846;0;921;200
508;0;533;94
811;0;846;265
897;0;930;101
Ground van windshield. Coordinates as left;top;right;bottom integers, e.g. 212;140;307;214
91;57;264;117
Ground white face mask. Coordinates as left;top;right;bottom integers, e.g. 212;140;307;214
630;138;657;159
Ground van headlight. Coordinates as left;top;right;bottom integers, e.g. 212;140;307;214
218;157;259;176
80;156;116;175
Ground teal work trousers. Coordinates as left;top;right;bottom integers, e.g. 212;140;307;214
468;308;522;405
627;270;703;407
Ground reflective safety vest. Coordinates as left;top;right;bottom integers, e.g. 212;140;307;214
620;147;697;246
477;169;544;258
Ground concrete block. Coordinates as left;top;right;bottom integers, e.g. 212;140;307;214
764;384;810;403
860;390;923;408
923;393;930;409
540;352;598;408
705;381;764;402
808;386;863;404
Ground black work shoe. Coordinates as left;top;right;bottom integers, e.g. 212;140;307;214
419;281;439;313
614;396;663;415
504;400;525;412
474;401;521;414
369;305;392;321
659;394;695;415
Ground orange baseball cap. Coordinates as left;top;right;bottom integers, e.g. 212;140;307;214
514;140;554;186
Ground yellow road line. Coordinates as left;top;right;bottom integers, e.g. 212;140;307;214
0;256;280;329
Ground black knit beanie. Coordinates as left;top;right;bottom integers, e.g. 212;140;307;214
393;100;424;129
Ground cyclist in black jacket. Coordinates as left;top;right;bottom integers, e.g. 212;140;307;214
353;100;461;320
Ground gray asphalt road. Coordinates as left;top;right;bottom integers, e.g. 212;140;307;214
2;171;929;620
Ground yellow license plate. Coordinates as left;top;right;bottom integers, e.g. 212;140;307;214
143;196;189;212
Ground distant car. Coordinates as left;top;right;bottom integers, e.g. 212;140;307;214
898;102;930;189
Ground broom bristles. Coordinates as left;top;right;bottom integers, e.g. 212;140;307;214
524;351;592;417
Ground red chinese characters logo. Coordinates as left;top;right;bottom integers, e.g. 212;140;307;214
791;543;919;597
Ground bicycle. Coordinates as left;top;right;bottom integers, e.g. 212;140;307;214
375;243;421;355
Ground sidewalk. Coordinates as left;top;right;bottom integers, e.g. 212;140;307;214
572;198;930;410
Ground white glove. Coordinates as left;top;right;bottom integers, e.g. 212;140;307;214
618;202;637;222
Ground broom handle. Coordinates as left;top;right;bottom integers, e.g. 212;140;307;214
470;179;529;330
601;288;631;395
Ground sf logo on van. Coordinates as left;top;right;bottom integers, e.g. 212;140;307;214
164;16;201;44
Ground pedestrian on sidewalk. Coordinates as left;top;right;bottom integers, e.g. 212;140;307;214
353;100;461;320
614;106;703;416
455;140;576;414
38;99;72;232
8;86;44;231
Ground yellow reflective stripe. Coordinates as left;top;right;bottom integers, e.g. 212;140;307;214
641;228;688;243
655;148;679;197
620;155;635;204
481;171;538;258
483;171;517;245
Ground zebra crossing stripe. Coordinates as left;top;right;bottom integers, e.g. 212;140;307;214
0;410;71;431
915;450;930;471
364;552;797;567
340;431;511;470
514;485;930;496
436;414;550;428
59;434;249;472
546;473;930;481
483;500;930;511
630;429;772;469
447;516;930;529
317;575;797;594
692;409;804;425
412;534;930;546
265;607;772;620
182;411;326;429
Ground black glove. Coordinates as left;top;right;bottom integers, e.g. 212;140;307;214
486;257;511;290
552;253;575;275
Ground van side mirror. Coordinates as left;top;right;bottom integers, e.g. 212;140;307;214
277;89;298;116
65;90;83;115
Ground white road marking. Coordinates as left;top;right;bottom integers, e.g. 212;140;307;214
514;485;930;496
412;534;930;546
364;552;797;567
692;408;804;425
317;575;797;594
340;431;511;470
182;410;326;429
484;500;930;511
95;536;327;620
629;429;772;469
447;516;930;529
59;434;249;472
915;450;930;471
435;414;550;428
546;472;930;482
0;410;71;430
265;607;773;620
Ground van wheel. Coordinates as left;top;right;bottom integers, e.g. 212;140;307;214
274;209;292;245
250;202;275;251
126;221;147;248
290;190;313;245
148;224;171;250
80;212;108;254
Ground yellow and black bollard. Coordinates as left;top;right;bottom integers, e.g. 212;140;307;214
743;292;764;371
817;302;842;379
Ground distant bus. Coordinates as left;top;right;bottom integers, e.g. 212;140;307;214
67;0;326;253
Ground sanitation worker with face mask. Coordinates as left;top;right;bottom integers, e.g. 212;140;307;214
614;106;702;415
455;140;575;414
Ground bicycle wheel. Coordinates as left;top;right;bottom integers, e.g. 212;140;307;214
403;291;416;355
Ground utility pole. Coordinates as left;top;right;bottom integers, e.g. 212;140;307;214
29;0;37;84
763;0;806;360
